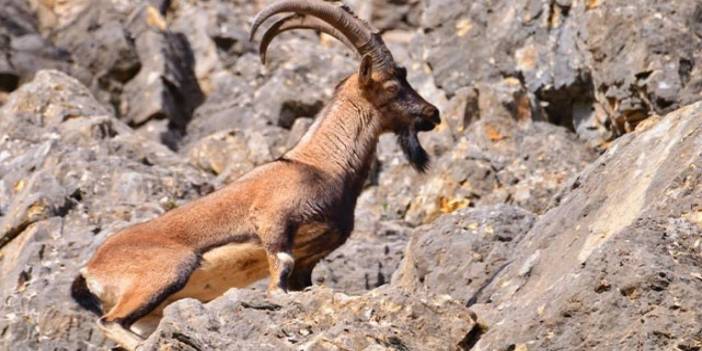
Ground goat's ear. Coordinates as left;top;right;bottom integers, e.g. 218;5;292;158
358;54;373;88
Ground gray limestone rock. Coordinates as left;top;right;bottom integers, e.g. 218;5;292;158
0;70;211;350
143;286;477;351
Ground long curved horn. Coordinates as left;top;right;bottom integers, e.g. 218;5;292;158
259;14;356;64
250;0;394;71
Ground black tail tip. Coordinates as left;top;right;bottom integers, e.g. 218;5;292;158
70;274;103;316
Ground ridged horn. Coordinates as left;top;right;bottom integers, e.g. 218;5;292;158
259;14;356;64
250;0;394;71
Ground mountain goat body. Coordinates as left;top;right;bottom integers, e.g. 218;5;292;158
71;1;440;349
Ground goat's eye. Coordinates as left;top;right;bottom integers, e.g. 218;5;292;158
385;83;400;95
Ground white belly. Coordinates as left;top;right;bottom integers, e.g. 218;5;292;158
171;242;270;302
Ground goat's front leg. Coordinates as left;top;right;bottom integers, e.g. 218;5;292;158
266;251;295;295
261;223;295;295
287;265;313;291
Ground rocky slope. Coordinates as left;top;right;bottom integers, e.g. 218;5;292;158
468;101;702;350
394;102;702;349
1;0;701;350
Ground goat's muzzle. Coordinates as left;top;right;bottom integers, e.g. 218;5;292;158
415;105;440;131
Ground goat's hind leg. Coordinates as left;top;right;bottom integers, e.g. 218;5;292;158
99;257;197;349
99;289;156;350
97;317;144;351
99;282;181;350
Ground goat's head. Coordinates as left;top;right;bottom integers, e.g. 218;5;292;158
251;0;441;172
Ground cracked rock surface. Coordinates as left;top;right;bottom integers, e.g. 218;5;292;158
143;286;477;351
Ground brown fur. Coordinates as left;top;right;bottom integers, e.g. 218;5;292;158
73;18;440;351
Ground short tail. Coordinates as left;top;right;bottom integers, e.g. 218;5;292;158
70;274;103;316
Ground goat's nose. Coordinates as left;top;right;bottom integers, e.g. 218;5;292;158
424;105;440;124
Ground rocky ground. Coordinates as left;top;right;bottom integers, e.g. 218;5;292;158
1;0;701;350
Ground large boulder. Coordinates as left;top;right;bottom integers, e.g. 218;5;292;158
312;215;413;294
119;6;204;136
143;286;477;351
392;205;536;305
469;101;702;350
390;101;702;350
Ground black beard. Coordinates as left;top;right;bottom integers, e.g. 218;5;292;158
398;125;430;173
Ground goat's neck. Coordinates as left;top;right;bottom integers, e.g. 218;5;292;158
286;95;382;187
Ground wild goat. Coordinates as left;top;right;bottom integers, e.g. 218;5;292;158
70;1;440;349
